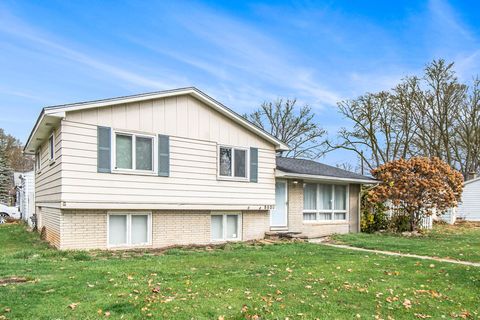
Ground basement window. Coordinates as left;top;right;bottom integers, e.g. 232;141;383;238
211;213;242;241
108;212;151;247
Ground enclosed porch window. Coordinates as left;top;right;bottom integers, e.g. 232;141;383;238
303;183;348;221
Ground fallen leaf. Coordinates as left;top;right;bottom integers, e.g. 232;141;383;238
403;299;412;309
68;303;79;310
414;314;432;319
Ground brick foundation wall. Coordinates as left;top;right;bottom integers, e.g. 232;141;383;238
242;210;269;241
57;209;268;250
61;210;107;250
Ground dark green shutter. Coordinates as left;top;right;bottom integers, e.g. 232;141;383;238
97;126;111;173
250;147;258;182
158;135;170;177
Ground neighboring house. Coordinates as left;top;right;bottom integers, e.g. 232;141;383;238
18;171;35;227
457;176;480;221
24;87;374;250
13;172;22;207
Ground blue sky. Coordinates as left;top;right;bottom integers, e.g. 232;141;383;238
1;0;479;167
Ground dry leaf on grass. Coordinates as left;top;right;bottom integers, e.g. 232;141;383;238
67;303;79;310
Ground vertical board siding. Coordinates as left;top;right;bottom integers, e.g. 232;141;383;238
348;184;360;233
61;95;277;208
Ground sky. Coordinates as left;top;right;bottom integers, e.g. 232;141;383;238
1;0;480;167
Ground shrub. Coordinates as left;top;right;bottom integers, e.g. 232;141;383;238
389;213;411;233
360;193;388;233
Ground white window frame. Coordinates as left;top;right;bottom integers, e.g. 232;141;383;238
302;183;349;223
35;148;41;173
112;129;157;175
107;212;152;247
210;212;242;241
48;131;55;163
217;145;249;181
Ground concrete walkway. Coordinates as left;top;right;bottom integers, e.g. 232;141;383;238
309;239;480;267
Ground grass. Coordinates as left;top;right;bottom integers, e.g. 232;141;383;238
0;224;479;319
333;222;480;263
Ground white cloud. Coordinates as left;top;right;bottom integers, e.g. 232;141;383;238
0;8;178;91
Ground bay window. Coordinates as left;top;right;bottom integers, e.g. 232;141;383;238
114;131;154;172
211;213;241;241
218;146;248;179
303;183;348;221
108;213;151;246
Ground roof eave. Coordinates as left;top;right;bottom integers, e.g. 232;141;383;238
24;111;63;155
275;170;379;184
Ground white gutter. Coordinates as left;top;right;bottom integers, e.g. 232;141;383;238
275;170;379;184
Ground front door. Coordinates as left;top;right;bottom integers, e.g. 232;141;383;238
271;181;288;227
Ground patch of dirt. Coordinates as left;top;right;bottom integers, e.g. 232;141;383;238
89;238;305;259
0;276;28;285
455;220;480;228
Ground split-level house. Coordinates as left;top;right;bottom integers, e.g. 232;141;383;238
24;87;375;250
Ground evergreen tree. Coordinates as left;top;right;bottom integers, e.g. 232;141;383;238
0;145;12;204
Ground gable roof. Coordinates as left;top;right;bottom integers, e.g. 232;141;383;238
24;87;289;154
276;157;378;184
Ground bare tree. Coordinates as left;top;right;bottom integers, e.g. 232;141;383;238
330;59;480;177
452;78;480;175
245;99;327;159
327;88;416;171
410;60;467;166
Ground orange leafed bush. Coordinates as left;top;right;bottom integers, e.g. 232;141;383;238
369;157;463;230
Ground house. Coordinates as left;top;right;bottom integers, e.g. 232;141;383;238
24;87;375;250
18;171;35;227
12;172;22;207
456;176;480;221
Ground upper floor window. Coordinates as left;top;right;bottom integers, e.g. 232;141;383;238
218;146;248;179
35;148;41;173
303;183;348;221
113;131;155;173
48;132;55;162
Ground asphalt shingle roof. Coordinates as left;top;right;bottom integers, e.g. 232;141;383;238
276;157;376;181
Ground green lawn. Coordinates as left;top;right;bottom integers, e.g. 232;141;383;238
333;222;480;263
0;224;479;319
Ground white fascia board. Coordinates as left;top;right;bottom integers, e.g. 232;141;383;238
275;170;379;184
24;113;63;154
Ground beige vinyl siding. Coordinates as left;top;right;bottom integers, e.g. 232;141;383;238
35;127;62;205
60;95;276;209
39;207;61;248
